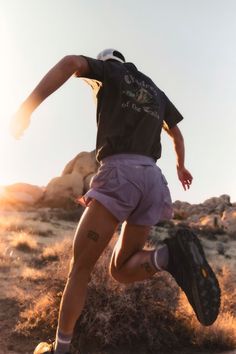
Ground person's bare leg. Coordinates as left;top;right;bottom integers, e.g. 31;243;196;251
58;200;119;335
110;222;158;283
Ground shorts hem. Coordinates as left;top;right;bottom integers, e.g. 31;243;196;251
80;190;123;223
78;190;173;226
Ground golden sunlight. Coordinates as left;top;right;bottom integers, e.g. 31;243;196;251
0;125;14;185
0;186;6;198
0;16;22;186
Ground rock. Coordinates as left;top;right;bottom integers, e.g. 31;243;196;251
172;200;192;219
216;242;225;255
42;151;98;208
173;195;232;227
62;151;98;178
221;207;236;236
84;173;96;192
43;172;84;208
198;214;224;229
0;183;44;207
202;194;231;211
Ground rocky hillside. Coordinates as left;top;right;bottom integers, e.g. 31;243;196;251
0;150;235;236
0;150;98;209
172;195;236;236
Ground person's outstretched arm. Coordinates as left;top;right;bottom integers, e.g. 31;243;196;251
11;55;89;139
164;124;193;190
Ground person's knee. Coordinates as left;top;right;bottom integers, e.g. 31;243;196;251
109;262;130;284
68;257;93;281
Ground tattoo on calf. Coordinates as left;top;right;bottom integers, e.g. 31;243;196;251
87;230;100;242
141;262;154;275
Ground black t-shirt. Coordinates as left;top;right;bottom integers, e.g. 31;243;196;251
82;56;183;162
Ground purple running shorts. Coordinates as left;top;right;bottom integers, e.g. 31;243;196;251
79;154;173;226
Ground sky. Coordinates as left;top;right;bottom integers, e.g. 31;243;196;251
0;0;236;204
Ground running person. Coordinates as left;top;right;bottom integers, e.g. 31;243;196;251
11;49;220;354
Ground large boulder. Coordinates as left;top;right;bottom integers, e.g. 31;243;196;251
198;214;224;229
172;200;193;219
42;151;98;208
173;194;232;225
84;172;96;191
43;172;84;208
0;183;44;207
221;207;236;236
202;194;231;213
62;151;98;178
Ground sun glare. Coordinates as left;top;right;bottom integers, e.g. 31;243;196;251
0;14;23;186
0;15;13;121
0;186;6;198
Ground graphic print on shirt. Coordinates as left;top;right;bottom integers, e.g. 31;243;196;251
121;73;160;119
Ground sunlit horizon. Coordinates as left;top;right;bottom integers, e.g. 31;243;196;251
0;0;236;204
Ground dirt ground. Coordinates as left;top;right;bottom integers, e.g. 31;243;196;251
0;209;75;354
0;209;235;354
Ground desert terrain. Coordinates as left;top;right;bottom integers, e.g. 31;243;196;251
0;201;235;354
0;152;235;353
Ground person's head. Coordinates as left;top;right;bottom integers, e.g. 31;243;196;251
97;48;125;63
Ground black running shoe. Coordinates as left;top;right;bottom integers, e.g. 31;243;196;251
164;227;221;326
33;342;71;354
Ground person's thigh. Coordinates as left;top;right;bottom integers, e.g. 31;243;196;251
71;199;119;272
110;222;151;271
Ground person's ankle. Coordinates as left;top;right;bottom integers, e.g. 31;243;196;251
151;245;169;271
54;329;73;354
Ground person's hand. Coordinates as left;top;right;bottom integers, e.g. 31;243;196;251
10;106;31;139
177;166;193;190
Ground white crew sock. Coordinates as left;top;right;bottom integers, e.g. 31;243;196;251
152;245;169;271
54;329;73;354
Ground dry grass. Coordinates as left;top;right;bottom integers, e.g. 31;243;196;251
0;212;56;239
40;241;71;262
16;291;61;336
11;232;38;253
29;239;72;269
176;266;236;351
21;267;46;281
15;239;71;337
14;236;236;353
0;256;11;273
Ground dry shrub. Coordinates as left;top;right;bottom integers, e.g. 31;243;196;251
0;240;23;273
21;267;46;281
174;266;236;351
75;246;188;353
0;216;25;235
15;239;71;336
11;232;38;252
41;241;72;261
14;221;55;238
219;266;236;315
0;242;9;271
33;239;72;267
199;267;236;349
0;213;56;237
0;256;11;273
35;227;54;237
15;291;61;336
15;237;236;353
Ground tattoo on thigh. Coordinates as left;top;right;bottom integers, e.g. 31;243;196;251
87;230;100;242
141;262;154;275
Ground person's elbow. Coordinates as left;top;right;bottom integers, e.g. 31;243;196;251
60;55;89;76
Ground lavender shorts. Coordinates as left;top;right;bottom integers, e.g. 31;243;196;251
80;154;173;226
